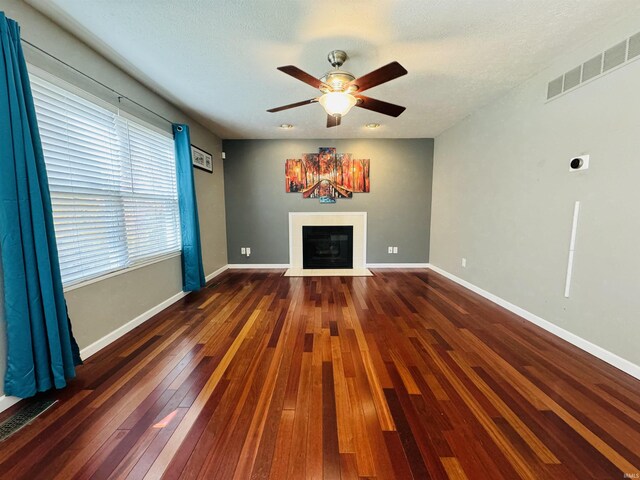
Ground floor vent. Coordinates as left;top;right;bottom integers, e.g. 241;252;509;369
0;399;57;442
547;30;639;100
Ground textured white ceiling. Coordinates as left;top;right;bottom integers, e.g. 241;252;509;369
25;0;640;139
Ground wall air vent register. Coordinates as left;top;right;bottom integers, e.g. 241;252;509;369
547;31;640;100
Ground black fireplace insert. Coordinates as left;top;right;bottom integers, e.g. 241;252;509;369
302;226;353;269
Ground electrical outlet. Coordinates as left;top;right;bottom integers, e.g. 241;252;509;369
388;246;393;254
461;257;466;267
246;247;251;257
393;247;398;254
241;247;246;255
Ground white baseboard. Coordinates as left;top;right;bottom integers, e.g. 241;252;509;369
228;264;290;269
428;265;640;380
0;394;22;414
206;264;229;282
367;263;430;268
2;289;187;412
79;290;188;361
0;265;231;414
1;291;190;414
81;264;230;361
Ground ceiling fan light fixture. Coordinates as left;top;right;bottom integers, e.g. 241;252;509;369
318;91;357;117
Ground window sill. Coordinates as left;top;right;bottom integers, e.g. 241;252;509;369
63;251;182;293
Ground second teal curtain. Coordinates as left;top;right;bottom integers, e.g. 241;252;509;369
173;124;206;291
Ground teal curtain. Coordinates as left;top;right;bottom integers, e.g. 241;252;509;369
173;124;206;291
0;13;81;398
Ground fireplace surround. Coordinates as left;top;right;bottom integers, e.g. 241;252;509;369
286;212;371;276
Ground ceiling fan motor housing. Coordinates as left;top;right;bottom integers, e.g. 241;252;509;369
320;70;357;93
321;50;358;93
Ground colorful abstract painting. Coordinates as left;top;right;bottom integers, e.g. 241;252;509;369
284;147;370;201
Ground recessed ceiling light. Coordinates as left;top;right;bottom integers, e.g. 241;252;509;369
365;123;380;129
280;124;293;129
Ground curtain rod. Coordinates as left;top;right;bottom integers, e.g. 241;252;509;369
21;37;175;126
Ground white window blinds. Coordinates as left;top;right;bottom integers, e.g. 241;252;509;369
31;74;181;287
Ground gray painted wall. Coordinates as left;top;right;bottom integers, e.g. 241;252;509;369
0;0;227;397
223;139;433;265
430;14;640;367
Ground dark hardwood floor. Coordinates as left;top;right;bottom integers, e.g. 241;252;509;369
0;269;639;479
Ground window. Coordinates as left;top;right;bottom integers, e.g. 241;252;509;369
30;73;181;287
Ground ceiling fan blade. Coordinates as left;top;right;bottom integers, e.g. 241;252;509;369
347;61;408;93
326;114;341;128
355;95;406;117
267;98;318;113
278;65;330;90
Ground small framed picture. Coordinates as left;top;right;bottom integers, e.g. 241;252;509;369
191;145;213;173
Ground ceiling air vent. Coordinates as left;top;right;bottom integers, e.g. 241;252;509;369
547;76;564;99
563;66;582;91
603;41;627;72
628;32;640;60
582;54;603;82
547;31;639;101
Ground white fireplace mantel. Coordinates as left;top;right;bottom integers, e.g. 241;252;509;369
286;212;371;276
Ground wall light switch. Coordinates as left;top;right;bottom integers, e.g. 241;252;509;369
241;247;246;255
246;247;251;257
462;258;467;267
393;247;398;254
388;246;393;254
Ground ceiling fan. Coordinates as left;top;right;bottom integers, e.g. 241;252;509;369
267;50;408;128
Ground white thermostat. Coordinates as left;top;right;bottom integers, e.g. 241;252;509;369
569;154;589;172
